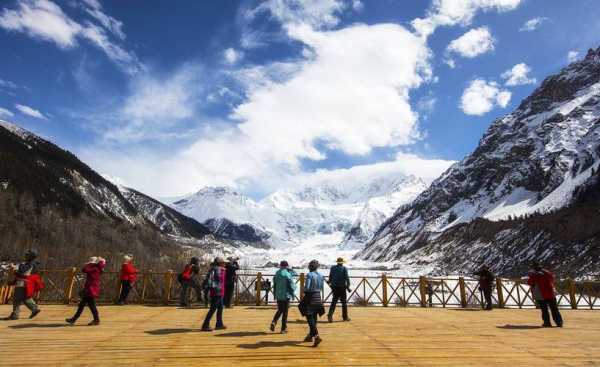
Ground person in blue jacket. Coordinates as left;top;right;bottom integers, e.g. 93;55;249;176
270;260;296;333
327;257;352;322
302;259;325;347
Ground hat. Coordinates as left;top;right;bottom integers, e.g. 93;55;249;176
124;254;133;262
214;257;225;265
336;257;345;264
279;260;289;268
88;256;99;264
191;256;199;264
308;259;319;271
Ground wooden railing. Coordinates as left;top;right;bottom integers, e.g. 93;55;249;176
1;269;599;309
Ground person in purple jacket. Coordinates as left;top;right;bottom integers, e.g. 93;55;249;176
66;257;106;326
201;257;227;331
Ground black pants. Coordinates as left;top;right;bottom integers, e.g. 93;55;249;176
328;287;348;320
482;287;493;309
202;296;224;328
306;312;319;337
224;283;235;307
272;300;289;330
179;279;203;306
538;298;563;326
118;280;132;303
72;295;99;322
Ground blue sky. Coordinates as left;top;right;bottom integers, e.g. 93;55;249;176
1;0;600;198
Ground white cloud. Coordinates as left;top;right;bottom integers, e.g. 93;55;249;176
519;17;548;32
0;0;140;73
0;107;14;118
83;0;125;40
352;0;364;12
460;79;511;116
15;103;47;119
447;26;495;58
223;48;243;65
567;50;579;63
501;63;536;86
412;0;522;37
253;0;347;29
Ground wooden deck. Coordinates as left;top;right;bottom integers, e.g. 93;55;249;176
0;305;599;366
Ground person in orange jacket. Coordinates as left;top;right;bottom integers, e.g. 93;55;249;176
2;249;43;320
117;254;138;305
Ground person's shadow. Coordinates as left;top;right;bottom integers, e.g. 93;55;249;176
145;328;195;335
237;340;306;349
9;323;69;329
215;331;268;337
497;324;544;330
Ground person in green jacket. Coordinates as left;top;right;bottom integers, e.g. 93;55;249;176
270;260;296;333
327;257;351;322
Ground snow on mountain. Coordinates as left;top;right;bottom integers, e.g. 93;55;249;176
358;46;600;272
171;173;429;263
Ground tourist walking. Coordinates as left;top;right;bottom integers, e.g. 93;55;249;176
178;257;203;307
527;262;563;327
3;249;43;320
117;254;137;305
300;259;325;347
473;264;495;310
327;257;351;322
66;257;106;326
270;261;295;333
224;256;239;308
201;257;227;331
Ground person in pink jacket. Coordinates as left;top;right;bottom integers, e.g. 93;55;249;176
66;257;106;326
201;257;227;331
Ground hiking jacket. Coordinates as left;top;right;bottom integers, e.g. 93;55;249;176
473;269;495;289
225;262;239;286
273;268;296;301
82;260;106;298
527;269;556;300
120;262;138;282
207;266;226;297
329;264;350;288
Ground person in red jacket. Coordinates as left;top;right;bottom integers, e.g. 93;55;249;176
201;257;227;331
66;257;106;326
2;249;43;320
527;262;563;327
117;254;137;305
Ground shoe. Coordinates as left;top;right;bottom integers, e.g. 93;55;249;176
280;329;288;334
201;327;213;332
556;323;563;328
270;323;276;332
29;309;41;319
215;325;227;330
88;320;100;326
3;315;18;321
65;318;76;324
542;324;552;328
313;335;322;347
343;318;351;322
304;335;313;342
327;314;333;323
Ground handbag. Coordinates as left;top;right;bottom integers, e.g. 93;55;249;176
298;295;308;316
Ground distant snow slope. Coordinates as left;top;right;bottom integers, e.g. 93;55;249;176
171;173;430;263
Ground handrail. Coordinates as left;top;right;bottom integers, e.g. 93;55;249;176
1;269;599;309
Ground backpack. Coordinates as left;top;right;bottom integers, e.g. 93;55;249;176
178;265;193;283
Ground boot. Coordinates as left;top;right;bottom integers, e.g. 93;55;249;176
313;335;322;347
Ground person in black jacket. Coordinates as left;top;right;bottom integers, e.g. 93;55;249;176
327;257;351;322
223;257;239;308
473;265;495;310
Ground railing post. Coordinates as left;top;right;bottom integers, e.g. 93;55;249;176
496;278;505;308
299;273;305;299
458;276;467;308
163;270;174;305
568;278;578;310
63;267;77;304
234;274;240;306
382;274;388;307
141;271;150;303
419;276;428;307
255;272;262;306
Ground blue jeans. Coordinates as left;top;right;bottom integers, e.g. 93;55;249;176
202;296;224;328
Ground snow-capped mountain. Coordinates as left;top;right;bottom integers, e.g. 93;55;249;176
171;174;429;262
357;47;600;276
